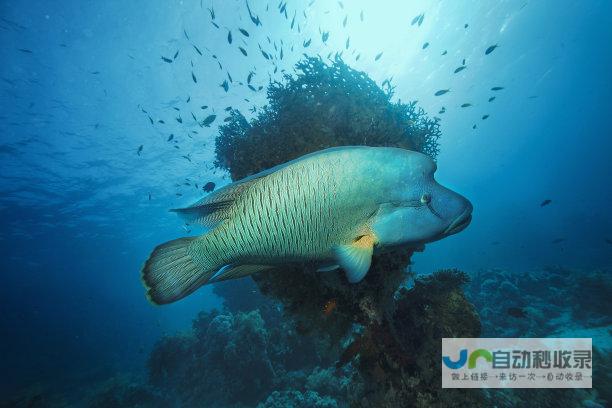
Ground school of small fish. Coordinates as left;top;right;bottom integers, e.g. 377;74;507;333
128;0;524;188
4;4;563;245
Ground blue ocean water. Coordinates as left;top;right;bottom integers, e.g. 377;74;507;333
1;0;611;406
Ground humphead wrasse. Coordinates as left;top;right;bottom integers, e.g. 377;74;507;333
142;146;472;304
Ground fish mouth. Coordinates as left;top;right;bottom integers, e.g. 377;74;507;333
443;207;472;236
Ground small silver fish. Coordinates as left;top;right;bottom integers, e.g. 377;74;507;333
485;44;499;55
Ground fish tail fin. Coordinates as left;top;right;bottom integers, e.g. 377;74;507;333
141;236;218;305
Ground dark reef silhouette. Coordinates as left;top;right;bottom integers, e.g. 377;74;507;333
210;56;485;406
214;55;441;343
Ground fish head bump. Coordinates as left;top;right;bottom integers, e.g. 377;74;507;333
371;150;472;247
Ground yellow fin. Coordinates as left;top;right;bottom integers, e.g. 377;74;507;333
334;234;376;283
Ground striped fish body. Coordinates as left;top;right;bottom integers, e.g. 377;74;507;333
193;148;386;267
142;146;472;305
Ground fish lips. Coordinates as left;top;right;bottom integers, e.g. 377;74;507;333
443;206;473;236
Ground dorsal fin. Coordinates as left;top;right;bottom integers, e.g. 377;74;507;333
172;146;372;227
171;179;255;227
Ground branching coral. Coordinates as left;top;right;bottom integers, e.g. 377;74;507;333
147;334;195;390
215;56;441;182
257;390;339;408
349;269;485;408
146;309;276;407
465;266;611;407
210;56;481;407
89;379;171;408
466;266;612;337
214;56;441;342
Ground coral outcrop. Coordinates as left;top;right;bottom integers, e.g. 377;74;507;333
214;55;440;341
140;304;352;407
146;309;275;407
466;266;611;407
210;56;485;407
347;270;485;407
128;269;485;408
215;56;440;182
466;266;612;338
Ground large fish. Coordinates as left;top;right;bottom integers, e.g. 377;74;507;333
142;147;472;304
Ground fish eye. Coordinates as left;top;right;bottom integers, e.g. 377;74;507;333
420;193;431;204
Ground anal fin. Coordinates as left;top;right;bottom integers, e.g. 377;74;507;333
317;264;340;272
209;264;274;283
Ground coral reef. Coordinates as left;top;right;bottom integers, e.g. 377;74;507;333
348;270;485;408
147;334;196;391
210;56;486;407
214;55;440;342
85;263;605;408
257;390;338;408
215;56;441;182
146;309;277;407
89;377;172;408
6;264;608;407
466;266;612;407
140;305;353;407
466;266;612;338
114;270;484;408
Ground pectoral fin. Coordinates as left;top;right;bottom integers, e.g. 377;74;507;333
334;234;376;283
